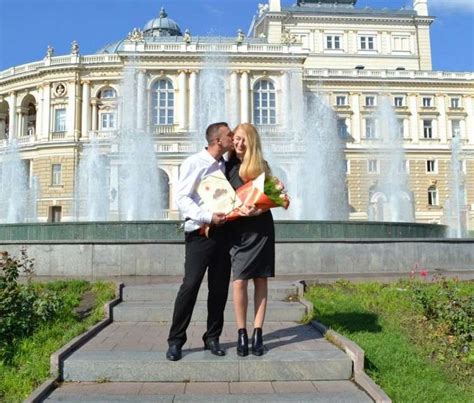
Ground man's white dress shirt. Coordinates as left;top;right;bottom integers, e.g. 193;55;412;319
176;149;226;233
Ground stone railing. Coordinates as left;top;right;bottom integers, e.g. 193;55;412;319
154;124;178;135
304;68;474;81
89;130;118;139
157;143;195;153
50;132;67;140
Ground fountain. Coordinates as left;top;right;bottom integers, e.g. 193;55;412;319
444;135;466;237
0;141;39;224
367;96;414;222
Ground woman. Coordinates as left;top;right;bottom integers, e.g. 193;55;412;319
226;123;275;357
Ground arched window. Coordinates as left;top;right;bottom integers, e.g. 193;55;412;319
253;80;276;125
152;79;174;125
428;186;438;206
99;88;117;99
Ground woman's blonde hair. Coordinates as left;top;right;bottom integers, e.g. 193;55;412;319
234;123;271;182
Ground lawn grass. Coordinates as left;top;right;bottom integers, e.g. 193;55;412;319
306;280;473;403
0;280;115;402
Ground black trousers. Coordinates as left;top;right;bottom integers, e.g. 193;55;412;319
167;226;231;348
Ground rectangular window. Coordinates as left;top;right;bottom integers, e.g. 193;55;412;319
423;120;433;139
394;97;404;107
397;119;404;138
100;113;116;130
422;97;432;107
450;97;461;108
360;36;375;50
398;160;408;173
50;206;62;223
426;160;437;173
336;96;347;106
451;120;461;138
326;35;341;49
51;164;62;186
366;118;376;139
428;188;438;206
54;108;66;132
365;96;376;107
368;159;378;173
393;35;410;51
337;118;348;138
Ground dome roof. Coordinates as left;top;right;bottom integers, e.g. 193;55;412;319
143;7;182;37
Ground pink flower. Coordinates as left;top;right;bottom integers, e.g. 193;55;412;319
420;270;428;277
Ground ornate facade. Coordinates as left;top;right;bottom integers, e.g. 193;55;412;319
0;0;473;231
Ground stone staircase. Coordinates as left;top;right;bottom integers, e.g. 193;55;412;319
44;281;373;402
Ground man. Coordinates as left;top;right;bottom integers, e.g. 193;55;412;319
166;122;234;361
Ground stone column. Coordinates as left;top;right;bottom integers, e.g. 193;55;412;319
35;88;42;140
230;71;240;127
408;93;419;143
350;93;361;143
189;71;198;132
42;84;51;139
178;70;188;130
436;94;447;142
8;92;17;139
67;80;77;139
16;107;26;137
0;113;6;139
81;81;91;140
281;71;291;129
465;96;474;144
240;71;250;123
136;70;146;131
91;100;98;132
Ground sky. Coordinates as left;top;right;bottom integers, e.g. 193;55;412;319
0;0;473;72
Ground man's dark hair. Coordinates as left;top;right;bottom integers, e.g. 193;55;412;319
205;122;229;144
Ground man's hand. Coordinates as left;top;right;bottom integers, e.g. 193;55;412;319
238;204;264;217
211;212;227;226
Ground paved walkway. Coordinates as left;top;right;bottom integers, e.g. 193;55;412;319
44;280;374;402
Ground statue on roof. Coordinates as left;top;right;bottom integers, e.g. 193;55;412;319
128;27;144;42
183;29;192;44
257;3;269;17
282;28;297;44
46;45;54;58
71;40;79;55
236;29;245;44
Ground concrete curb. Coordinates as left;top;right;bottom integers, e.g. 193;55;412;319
24;282;123;403
310;320;392;403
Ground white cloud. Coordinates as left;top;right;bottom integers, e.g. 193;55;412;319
429;0;474;12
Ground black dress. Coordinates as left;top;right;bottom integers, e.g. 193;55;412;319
226;154;275;280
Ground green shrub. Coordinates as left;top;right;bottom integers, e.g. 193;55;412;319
0;250;62;361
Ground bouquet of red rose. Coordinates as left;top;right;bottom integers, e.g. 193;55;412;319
225;172;289;220
197;171;289;235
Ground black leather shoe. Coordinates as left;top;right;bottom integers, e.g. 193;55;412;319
166;344;182;361
237;328;249;357
204;340;226;356
251;328;264;356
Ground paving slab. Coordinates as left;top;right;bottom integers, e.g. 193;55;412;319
46;381;372;402
113;300;306;322
122;282;299;302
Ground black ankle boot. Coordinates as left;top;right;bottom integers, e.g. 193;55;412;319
236;328;249;357
251;327;264;356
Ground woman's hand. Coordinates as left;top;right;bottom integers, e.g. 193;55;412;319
238;204;264;217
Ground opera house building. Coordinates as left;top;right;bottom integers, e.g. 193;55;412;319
0;0;472;234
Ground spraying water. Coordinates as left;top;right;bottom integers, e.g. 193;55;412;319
0;140;38;223
369;96;414;222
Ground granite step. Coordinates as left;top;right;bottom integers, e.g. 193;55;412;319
113;300;307;322
46;380;372;402
63;350;352;383
122;282;300;302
